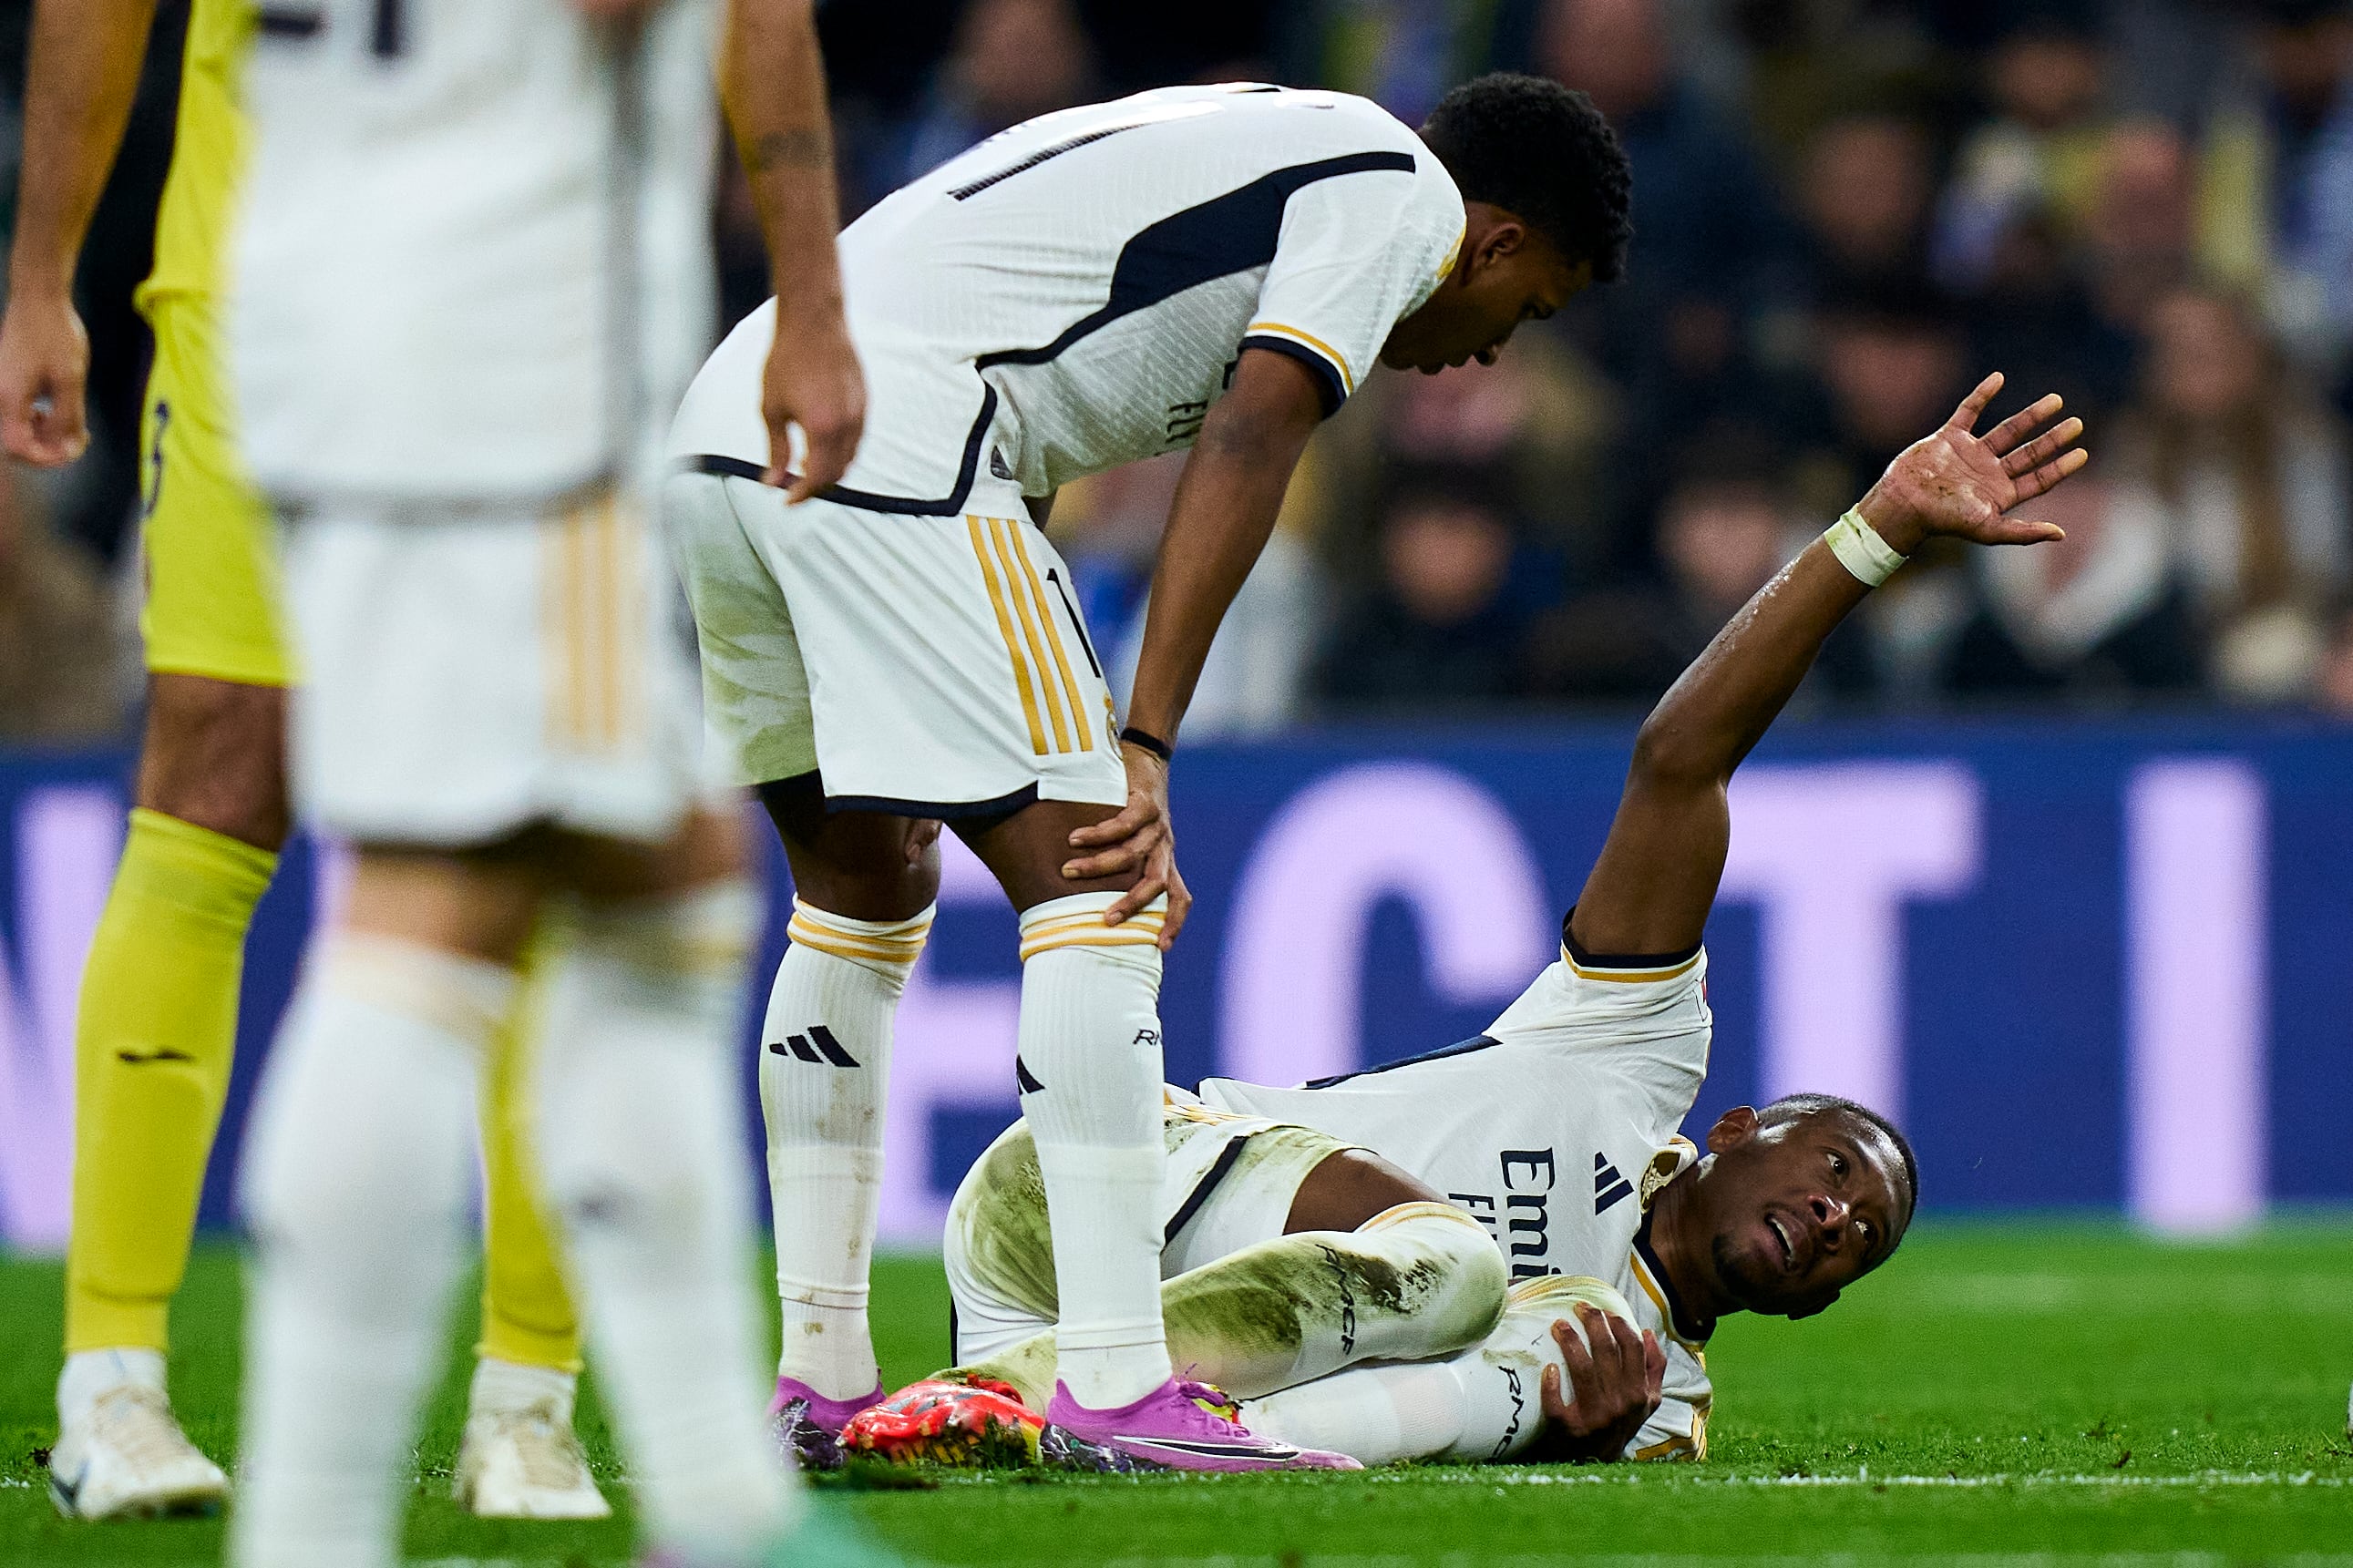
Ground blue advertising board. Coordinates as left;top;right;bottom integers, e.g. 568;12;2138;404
0;713;2347;1251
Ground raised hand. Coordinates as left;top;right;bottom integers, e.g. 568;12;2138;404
1856;372;2088;555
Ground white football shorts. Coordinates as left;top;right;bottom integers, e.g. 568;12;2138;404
663;468;1128;816
944;1095;1361;1363
282;488;704;846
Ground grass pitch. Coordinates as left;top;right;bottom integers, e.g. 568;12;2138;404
4;1222;2350;1566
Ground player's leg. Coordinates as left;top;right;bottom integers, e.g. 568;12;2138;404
53;300;289;1519
954;1138;1505;1409
523;809;799;1563
456;940;607;1521
233;846;542;1568
954;802;1176;1419
1239;1276;1632;1467
755;774;938;1427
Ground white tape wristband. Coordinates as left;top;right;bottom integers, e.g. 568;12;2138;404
1824;507;1908;589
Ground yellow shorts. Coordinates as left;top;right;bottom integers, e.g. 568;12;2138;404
136;293;293;687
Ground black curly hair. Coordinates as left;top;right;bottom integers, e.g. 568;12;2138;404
1419;73;1635;283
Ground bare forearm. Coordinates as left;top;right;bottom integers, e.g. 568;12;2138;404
1633;540;1868;787
720;0;845;322
1125;425;1307;741
9;0;161;294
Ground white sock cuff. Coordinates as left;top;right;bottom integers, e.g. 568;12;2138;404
1053;1317;1169;1356
57;1348;167;1425
1018;892;1167;962
1033;1143;1164;1185
583;877;765;981
786;898;935;979
776;1275;870;1312
314;933;518;1049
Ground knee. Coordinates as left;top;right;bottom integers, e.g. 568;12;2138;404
1364;1201;1510;1348
139;676;290;850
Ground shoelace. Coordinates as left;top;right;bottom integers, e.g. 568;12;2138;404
88;1388;206;1472
1174;1380;1245;1427
488;1401;592;1492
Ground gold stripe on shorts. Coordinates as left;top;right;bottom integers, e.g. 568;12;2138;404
985;517;1073;753
1004;520;1093;752
970;516;1049;755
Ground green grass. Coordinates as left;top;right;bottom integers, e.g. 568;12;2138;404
5;1224;2352;1565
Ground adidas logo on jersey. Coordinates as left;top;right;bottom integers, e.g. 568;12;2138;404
766;1025;860;1068
1593;1153;1635;1214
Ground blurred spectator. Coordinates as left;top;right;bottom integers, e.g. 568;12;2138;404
1523;434;1833;701
2114;283;2352;702
1538;0;1794;443
1298;340;1623;591
0;475;132;742
1053;453;1320;737
2084;121;2203;339
2312;589;2353;712
1314;472;1531;708
1790;283;1969;518
1946;471;2203;699
898;0;1098;185
1798;113;1937;293
1935;13;2113;288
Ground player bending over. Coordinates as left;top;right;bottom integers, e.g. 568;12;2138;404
665;74;1631;1470
854;373;2084;1468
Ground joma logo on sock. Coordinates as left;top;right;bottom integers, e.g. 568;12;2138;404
767;1025;859;1068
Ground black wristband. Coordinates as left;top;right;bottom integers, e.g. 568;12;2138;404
1119;725;1173;763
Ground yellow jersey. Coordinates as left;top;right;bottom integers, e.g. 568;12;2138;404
134;0;252;313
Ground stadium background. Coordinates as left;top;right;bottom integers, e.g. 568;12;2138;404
0;0;2350;1248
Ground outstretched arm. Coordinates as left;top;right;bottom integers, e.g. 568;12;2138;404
1568;374;2086;958
0;0;162;468
718;0;864;500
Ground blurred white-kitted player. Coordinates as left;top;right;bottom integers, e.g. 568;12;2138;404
225;2;879;1564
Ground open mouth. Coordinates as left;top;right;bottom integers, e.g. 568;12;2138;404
1767;1212;1796;1272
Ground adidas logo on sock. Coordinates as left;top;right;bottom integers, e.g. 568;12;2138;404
766;1025;859;1067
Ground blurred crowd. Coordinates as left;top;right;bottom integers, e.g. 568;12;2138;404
10;0;2353;740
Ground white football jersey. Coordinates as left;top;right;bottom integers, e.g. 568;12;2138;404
1200;934;1719;1460
235;0;718;501
668;84;1464;508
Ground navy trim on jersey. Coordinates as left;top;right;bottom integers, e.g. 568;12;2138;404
1294;1032;1501;1090
1238;334;1346;416
974;150;1419;374
683;384;1001;518
823;783;1040;821
258;6;324;36
950;121;1154;201
1165;1133;1255;1245
1634;1209;1714;1344
1562;907;1704;971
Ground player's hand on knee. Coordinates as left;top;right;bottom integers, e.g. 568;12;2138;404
1534;1305;1665;1462
765;315;868;502
0;291;90;467
1064;743;1191;948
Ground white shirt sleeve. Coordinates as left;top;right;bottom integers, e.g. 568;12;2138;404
1239;153;1463;415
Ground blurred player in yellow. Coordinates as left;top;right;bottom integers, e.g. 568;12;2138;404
0;0;606;1521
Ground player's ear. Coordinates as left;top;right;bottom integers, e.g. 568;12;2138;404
1473;214;1528;271
1707;1105;1760;1153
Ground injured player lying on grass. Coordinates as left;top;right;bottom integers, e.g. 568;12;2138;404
817;371;2083;1471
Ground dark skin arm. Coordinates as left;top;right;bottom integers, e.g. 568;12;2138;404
1568;374;2087;958
1062;347;1327;945
0;0;159;468
719;0;864;500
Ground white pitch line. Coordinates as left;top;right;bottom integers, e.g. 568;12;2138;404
1363;1467;2351;1490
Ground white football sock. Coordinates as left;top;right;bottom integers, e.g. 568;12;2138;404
761;898;931;1399
467;1357;577;1421
965;1201;1506;1409
1016;893;1171;1410
534;881;793;1566
1242;1277;1614;1467
57;1347;168;1427
231;934;513;1568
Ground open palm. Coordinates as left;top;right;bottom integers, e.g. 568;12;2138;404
1865;372;2088;549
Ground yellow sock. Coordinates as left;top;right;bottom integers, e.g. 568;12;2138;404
476;932;583;1373
65;808;276;1354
